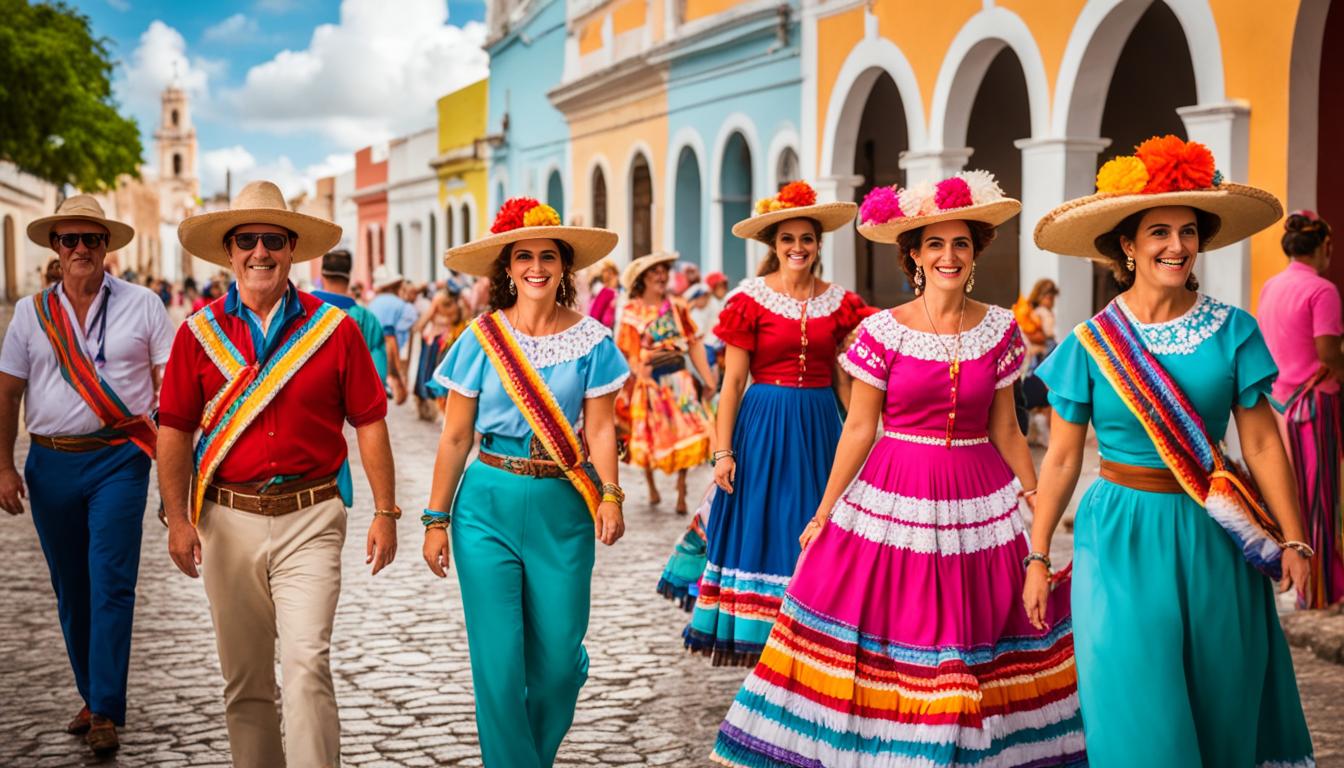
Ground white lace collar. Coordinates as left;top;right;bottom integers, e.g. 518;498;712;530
861;304;1014;362
1115;293;1230;356
734;277;846;320
497;313;611;368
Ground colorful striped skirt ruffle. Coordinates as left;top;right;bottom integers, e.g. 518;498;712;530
1283;388;1344;608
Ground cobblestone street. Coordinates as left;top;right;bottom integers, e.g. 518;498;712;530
0;349;1342;766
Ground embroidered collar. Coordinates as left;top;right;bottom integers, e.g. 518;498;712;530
734;277;846;320
498;313;611;369
861;304;1014;362
1115;293;1229;356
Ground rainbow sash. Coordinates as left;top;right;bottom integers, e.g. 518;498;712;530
186;301;344;524
1078;300;1285;578
34;286;156;458
471;312;601;520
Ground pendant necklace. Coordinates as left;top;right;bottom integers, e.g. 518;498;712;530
922;291;967;448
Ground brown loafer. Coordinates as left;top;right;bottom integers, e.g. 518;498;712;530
85;715;119;756
65;706;91;735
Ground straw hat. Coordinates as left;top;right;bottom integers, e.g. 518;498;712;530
622;251;678;292
28;195;135;252
445;197;617;277
1034;135;1283;262
856;170;1020;244
731;181;857;243
372;265;405;290
178;180;342;267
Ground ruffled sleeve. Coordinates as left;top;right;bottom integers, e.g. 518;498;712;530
433;321;487;398
615;303;642;360
675;298;701;342
1035;329;1093;425
713;292;760;352
841;312;896;391
584;334;632;398
831;290;874;344
995;318;1028;389
1226;307;1278;409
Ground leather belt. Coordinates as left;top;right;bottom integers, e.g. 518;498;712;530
479;451;568;479
1099;459;1185;494
31;433;122;453
204;474;341;516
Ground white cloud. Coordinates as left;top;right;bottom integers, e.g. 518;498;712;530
203;14;260;42
200;146;356;201
221;0;488;150
116;21;216;145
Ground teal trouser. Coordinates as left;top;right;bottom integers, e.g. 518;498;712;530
452;437;596;768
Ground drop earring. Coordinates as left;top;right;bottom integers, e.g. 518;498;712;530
508;277;517;296
913;265;925;295
1125;254;1136;272
965;263;976;294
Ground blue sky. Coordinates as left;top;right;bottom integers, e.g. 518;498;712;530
69;0;489;198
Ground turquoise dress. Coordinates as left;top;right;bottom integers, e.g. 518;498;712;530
433;314;629;768
1037;295;1314;767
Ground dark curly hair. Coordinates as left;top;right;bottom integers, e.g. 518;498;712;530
1282;211;1333;257
1094;207;1219;289
895;220;996;291
756;218;824;277
487;239;578;311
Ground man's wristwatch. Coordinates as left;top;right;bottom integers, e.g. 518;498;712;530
374;506;402;520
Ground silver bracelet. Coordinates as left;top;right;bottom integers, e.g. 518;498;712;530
1022;552;1051;572
1283;540;1316;559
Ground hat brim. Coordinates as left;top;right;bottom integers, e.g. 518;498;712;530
856;199;1022;244
178;208;342;267
621;252;679;291
731;202;858;243
27;214;135;252
445;226;618;277
1033;183;1283;263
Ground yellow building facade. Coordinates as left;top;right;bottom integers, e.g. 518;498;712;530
434;79;491;270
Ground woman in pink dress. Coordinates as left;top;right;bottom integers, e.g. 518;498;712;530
712;172;1083;767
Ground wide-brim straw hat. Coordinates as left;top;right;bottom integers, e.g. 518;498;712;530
445;198;617;277
178;180;342;267
28;195;135;252
372;265;405;290
1034;183;1283;263
622;251;679;292
732;202;858;243
858;199;1021;243
854;170;1021;244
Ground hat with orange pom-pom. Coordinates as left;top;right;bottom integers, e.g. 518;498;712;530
1034;135;1282;263
731;181;858;243
444;196;618;276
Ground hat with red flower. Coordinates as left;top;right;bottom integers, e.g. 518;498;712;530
1034;135;1283;262
731;181;858;243
855;169;1021;244
444;196;618;276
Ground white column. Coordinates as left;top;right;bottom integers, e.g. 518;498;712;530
898;148;973;185
1014;137;1110;335
815;173;863;288
1178;101;1252;309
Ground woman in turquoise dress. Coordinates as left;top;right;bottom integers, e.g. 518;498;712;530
422;198;629;767
1025;136;1315;766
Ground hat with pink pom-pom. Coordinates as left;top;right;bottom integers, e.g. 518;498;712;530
856;170;1021;243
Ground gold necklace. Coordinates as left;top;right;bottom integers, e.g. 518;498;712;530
922;293;966;448
776;273;816;384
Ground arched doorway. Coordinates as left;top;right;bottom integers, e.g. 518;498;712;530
547;170;565;221
674;147;702;265
1091;1;1197;310
1316;2;1344;298
630;154;653;260
460;203;472;244
2;215;15;301
445;205;455;248
428;213;437;281
364;226;375;284
853;73;909;306
719;133;752;281
964;48;1031;309
592;166;608;229
775;148;799;189
395;223;405;275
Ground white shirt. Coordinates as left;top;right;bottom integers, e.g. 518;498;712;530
0;274;173;436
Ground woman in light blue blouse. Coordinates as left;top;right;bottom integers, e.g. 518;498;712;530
422;199;629;768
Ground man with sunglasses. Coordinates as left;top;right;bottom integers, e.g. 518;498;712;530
0;195;172;757
157;180;399;768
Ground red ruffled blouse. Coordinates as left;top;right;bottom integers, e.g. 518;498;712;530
713;277;872;388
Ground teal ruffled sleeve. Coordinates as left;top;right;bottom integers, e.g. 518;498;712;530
584;334;631;398
433;322;487;398
1036;329;1093;425
1226;307;1278;409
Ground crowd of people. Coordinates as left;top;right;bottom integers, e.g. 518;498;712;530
1;132;1339;768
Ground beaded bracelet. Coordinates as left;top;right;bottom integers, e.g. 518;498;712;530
710;449;736;467
1283;540;1316;559
1022;552;1051;572
421;508;452;528
425;520;449;532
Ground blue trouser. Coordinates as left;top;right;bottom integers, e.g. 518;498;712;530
452;434;595;767
26;441;151;725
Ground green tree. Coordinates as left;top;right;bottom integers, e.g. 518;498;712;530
0;0;143;191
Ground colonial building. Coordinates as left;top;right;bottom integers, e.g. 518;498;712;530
432;78;490;280
154;82;201;283
387;126;441;284
0;163;58;300
352;144;390;291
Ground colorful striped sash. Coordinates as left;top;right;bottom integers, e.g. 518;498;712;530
472;312;601;520
1077;300;1285;578
186;301;345;524
34;286;156;458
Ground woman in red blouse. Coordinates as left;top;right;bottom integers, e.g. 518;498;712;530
674;181;870;665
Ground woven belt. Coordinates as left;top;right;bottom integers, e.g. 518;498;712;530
1099;459;1185;494
479;451;568;479
30;433;122;453
204;475;341;516
883;430;989;447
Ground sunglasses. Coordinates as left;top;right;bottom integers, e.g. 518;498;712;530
52;233;109;249
228;232;293;251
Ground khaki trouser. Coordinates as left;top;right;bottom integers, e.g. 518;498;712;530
198;496;346;768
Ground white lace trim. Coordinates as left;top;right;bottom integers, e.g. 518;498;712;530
859;304;1014;363
498;314;612;368
703;563;793;587
843;478;1020;526
584;372;629;398
1257;759;1316;768
839;353;886;391
1115;293;1230;356
733;277;847;320
829;497;1022;555
882;431;988;447
438;379;479;398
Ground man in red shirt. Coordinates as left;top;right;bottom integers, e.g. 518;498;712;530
157;180;400;768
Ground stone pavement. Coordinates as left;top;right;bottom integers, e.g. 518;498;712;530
2;348;1344;766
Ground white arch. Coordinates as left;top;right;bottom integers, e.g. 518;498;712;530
766;124;801;191
709;113;763;273
489;168;509;213
929;6;1051;147
663;127;708;250
819;37;927;176
1053;0;1226;137
458;193;479;246
624;140;658;261
585;153;615;231
1287;0;1332;210
539;159;567;216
